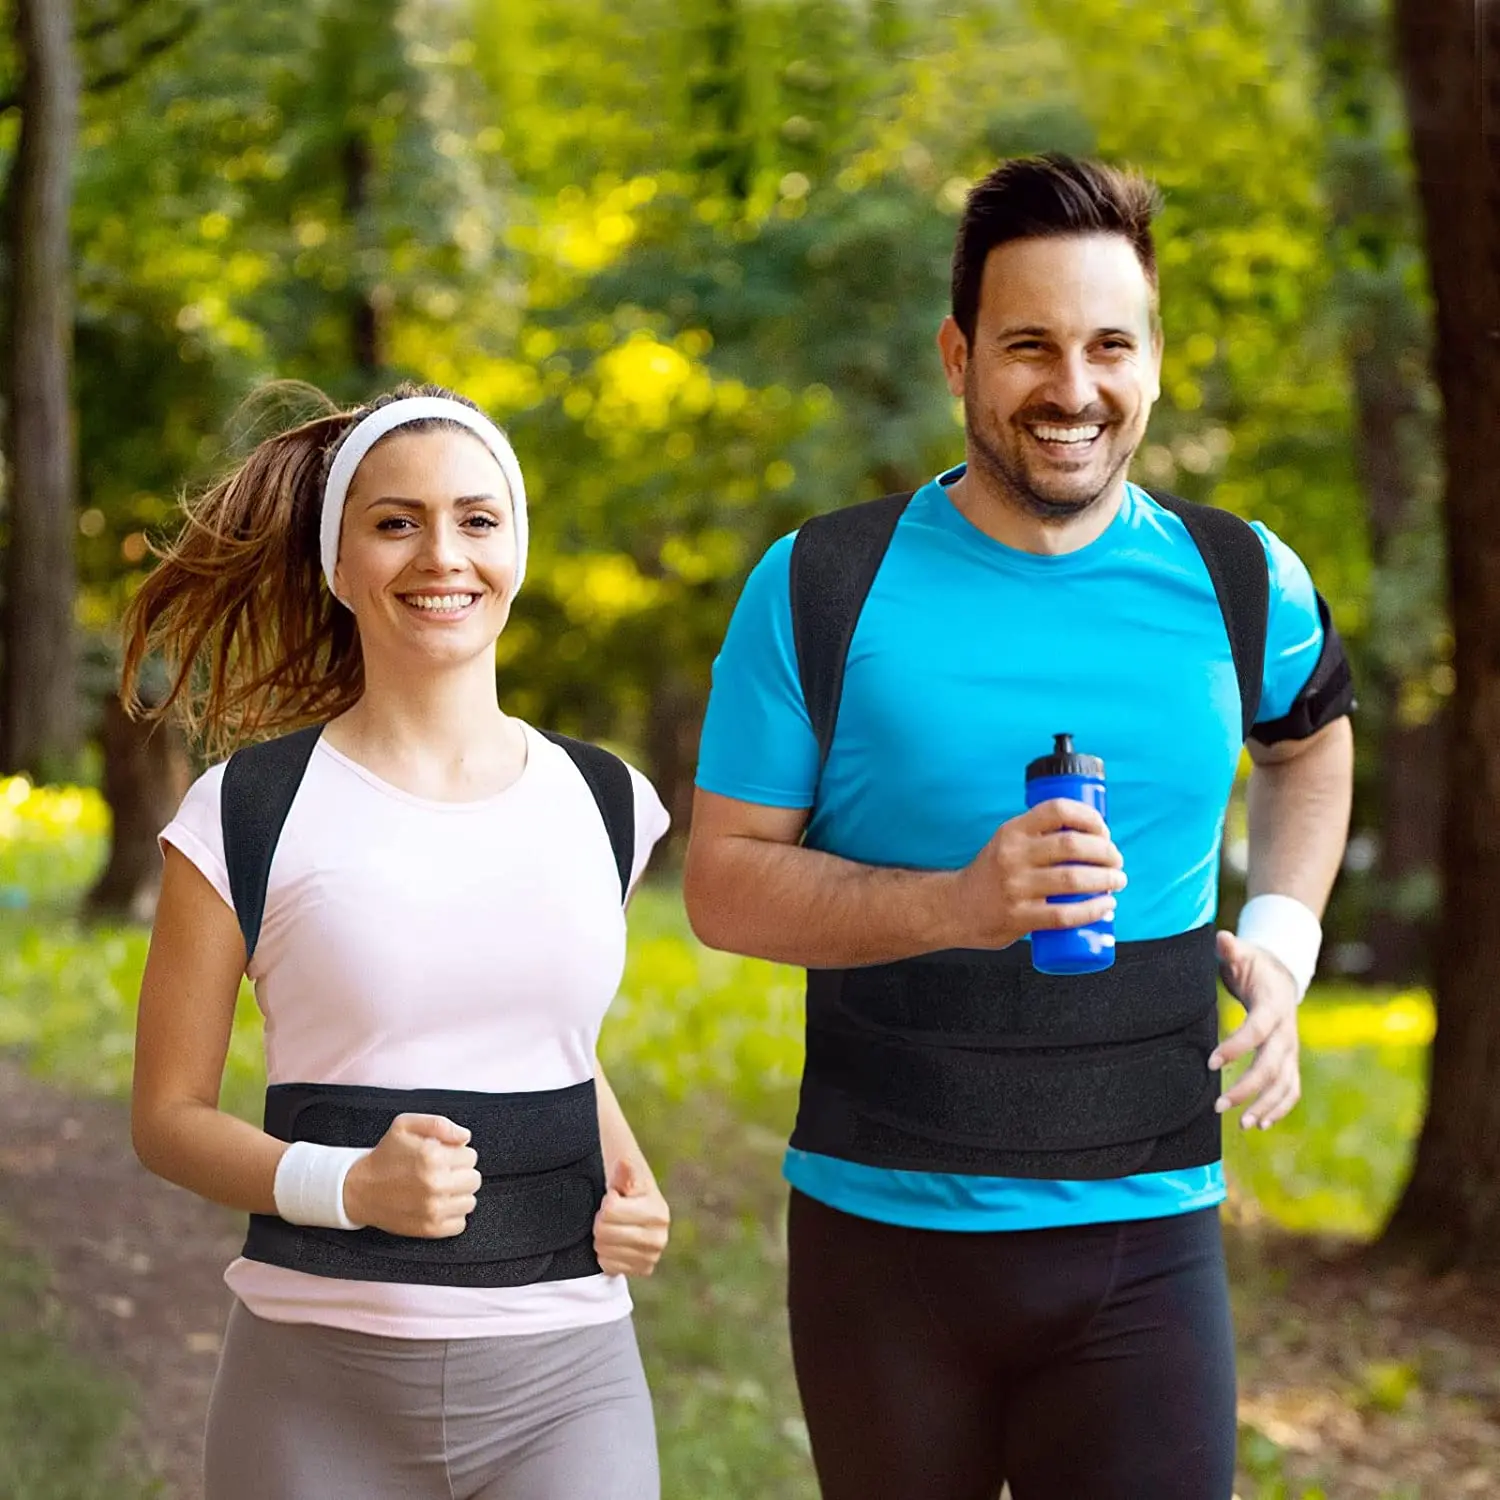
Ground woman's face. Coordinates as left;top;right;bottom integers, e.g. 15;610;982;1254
332;428;518;673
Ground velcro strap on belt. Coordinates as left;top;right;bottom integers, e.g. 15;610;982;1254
805;1010;1219;1154
790;925;1224;1180
242;1079;605;1287
808;925;1219;1047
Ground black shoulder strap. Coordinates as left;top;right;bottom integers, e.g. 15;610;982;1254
1147;489;1270;742
789;492;913;769
221;724;324;963
540;731;636;904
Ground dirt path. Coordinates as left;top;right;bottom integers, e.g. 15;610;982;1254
1226;1222;1500;1496
0;1055;241;1499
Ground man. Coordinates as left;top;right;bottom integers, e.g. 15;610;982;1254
682;155;1354;1500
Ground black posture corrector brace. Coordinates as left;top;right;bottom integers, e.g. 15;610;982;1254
221;726;636;1286
785;487;1354;1181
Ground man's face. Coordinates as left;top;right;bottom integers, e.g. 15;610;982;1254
939;233;1162;523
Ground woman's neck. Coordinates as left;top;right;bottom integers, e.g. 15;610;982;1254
323;654;525;801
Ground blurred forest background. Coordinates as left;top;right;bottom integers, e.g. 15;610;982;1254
0;0;1454;961
0;1;1498;1497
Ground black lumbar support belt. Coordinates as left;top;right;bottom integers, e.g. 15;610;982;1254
243;1080;607;1286
221;724;635;1286
791;926;1222;1179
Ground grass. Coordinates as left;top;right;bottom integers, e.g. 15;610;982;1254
1220;990;1428;1239
0;777;1435;1500
0;1223;161;1500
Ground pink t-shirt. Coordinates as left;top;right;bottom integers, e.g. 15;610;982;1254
160;721;669;1339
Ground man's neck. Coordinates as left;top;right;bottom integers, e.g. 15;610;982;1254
944;460;1128;556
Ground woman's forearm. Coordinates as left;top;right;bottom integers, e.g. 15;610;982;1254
132;1097;287;1216
594;1064;656;1188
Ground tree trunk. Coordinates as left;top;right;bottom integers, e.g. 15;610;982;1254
84;695;191;924
343;132;384;375
645;670;703;865
1;0;81;778
1351;356;1441;982
1381;0;1500;1268
689;0;754;204
1365;712;1442;980
1314;0;1441;984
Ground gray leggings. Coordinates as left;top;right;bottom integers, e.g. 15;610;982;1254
204;1300;659;1500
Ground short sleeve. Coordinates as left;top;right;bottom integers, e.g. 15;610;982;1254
1251;523;1354;740
158;761;235;913
694;534;821;808
624;762;670;895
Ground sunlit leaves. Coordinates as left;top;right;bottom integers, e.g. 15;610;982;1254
53;0;1395;779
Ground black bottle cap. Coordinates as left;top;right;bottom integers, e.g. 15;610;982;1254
1025;732;1105;781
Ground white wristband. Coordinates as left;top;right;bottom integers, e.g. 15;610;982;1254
1235;893;1322;1002
273;1140;373;1231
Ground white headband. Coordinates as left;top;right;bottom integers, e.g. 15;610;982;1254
319;396;528;604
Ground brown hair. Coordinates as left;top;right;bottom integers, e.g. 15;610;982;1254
951;154;1163;341
120;380;484;758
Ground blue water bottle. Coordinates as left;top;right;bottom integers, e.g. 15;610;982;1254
1025;733;1115;975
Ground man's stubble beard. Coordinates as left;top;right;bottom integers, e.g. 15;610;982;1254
963;384;1138;527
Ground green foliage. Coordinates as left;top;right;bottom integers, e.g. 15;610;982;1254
55;0;1389;782
607;890;806;1111
1222;1024;1424;1237
1357;1358;1419;1415
73;0;315;606
0;779;264;1113
0;778;108;900
0;907;266;1121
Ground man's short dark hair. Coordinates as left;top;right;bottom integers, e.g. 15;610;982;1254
951;154;1163;341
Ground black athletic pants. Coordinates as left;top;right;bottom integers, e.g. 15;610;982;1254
786;1192;1237;1500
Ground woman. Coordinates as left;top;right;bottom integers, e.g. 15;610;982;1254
122;382;671;1500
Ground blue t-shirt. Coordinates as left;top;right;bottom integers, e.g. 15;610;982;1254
695;468;1328;1231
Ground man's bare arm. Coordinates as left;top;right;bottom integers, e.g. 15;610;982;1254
682;789;1124;969
1243;714;1354;915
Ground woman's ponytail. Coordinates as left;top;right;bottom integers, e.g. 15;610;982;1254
119;401;362;757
